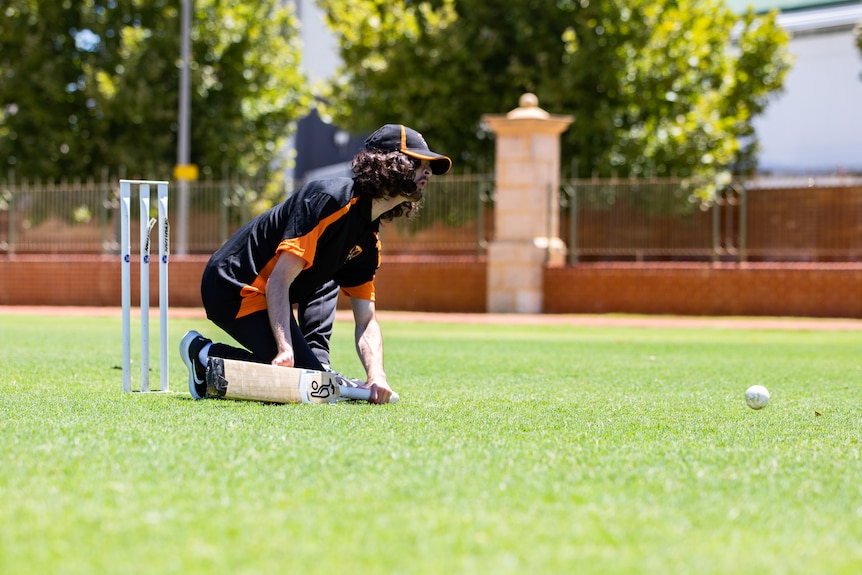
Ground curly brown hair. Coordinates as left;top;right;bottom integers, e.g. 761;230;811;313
351;150;421;221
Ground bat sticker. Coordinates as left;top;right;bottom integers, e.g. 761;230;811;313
308;377;336;400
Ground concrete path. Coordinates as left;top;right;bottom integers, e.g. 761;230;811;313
2;306;861;331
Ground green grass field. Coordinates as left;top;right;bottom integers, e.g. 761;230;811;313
1;312;861;574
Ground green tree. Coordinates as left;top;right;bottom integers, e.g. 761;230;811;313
316;0;790;181
0;0;308;181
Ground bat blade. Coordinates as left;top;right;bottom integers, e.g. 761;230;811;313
205;358;398;404
206;357;339;403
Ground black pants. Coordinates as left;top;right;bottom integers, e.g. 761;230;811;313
297;280;339;369
204;279;340;372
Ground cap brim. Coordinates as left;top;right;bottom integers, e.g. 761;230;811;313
404;149;452;175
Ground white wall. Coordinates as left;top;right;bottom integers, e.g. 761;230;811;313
753;28;862;173
295;0;339;83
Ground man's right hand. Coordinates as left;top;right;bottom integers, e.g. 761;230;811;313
366;382;394;405
271;347;295;367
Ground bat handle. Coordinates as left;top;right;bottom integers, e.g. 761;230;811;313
340;386;400;404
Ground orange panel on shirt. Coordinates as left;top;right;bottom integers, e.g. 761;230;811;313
278;198;359;268
342;280;375;302
235;197;359;319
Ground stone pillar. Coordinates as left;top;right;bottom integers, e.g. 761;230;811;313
482;93;573;313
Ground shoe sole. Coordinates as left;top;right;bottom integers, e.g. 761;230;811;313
179;330;206;400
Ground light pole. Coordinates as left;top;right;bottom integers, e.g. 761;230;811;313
175;0;193;255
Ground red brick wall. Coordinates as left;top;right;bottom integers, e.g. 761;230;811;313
0;255;205;308
0;255;486;313
2;256;861;318
544;263;862;318
363;256;486;313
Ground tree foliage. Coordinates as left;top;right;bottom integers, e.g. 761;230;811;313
316;0;790;180
0;0;308;181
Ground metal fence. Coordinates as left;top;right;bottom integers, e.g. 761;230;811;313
2;173;861;261
382;174;494;255
0;174;495;256
560;176;862;263
0;175;286;255
742;182;862;261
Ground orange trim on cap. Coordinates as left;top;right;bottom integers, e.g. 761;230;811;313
404;150;439;161
401;150;453;175
399;125;408;152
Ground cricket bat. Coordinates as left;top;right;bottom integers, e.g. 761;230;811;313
205;357;399;404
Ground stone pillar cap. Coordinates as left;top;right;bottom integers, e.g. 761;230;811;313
482;93;573;134
507;93;550;120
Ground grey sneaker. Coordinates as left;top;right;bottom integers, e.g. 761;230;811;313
329;371;365;389
179;330;210;399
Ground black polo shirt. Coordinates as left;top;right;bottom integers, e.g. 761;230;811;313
202;177;380;321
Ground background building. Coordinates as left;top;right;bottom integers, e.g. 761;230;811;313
727;0;862;173
287;0;363;182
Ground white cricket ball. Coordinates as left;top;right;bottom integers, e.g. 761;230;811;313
745;385;770;410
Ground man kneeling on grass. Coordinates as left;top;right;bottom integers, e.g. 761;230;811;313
179;124;452;404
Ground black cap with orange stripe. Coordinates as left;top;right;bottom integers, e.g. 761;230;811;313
363;124;452;175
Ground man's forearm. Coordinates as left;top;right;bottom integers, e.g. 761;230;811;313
356;317;386;383
267;288;294;363
266;253;305;365
352;298;387;385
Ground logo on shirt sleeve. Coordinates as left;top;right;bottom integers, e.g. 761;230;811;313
345;245;363;262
